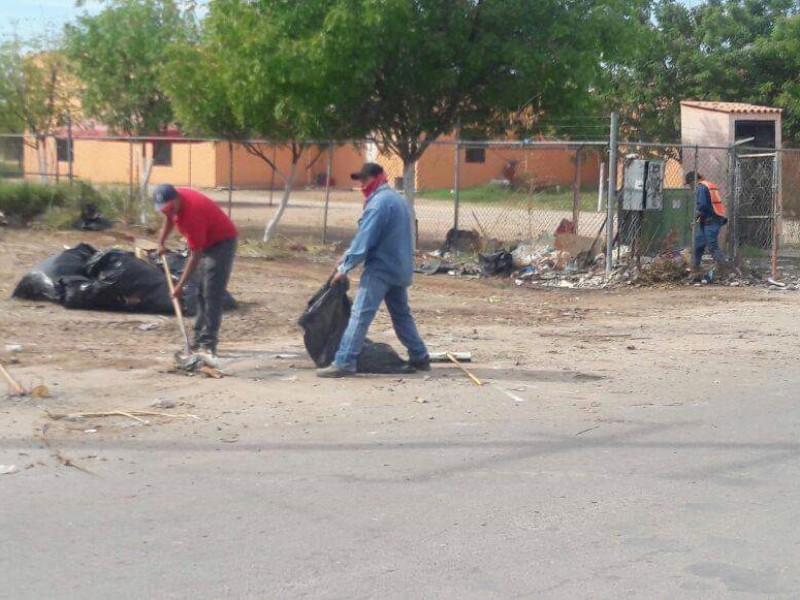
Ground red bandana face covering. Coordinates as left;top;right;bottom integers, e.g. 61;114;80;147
361;173;388;201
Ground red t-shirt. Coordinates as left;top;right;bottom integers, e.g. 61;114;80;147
172;188;237;252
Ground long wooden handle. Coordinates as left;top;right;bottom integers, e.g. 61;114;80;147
161;257;191;353
0;363;24;395
446;352;483;386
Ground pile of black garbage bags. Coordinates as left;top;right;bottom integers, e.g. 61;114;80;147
12;243;237;316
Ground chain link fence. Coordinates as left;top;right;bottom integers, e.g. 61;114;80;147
2;131;798;278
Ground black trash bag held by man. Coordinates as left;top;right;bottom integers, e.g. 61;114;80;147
298;278;408;373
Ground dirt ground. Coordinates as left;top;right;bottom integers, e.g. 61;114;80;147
3;227;800;598
0;226;796;452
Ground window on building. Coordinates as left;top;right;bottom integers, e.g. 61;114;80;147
734;120;776;149
153;141;172;166
56;138;70;162
465;146;486;164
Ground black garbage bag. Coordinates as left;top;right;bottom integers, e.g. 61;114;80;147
479;251;514;276
82;249;175;313
298;279;410;374
298;278;352;368
58;275;119;311
146;250;238;315
12;243;97;301
357;341;407;374
73;204;112;232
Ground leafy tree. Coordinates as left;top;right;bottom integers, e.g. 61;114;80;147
0;37;72;178
164;0;371;242
317;0;645;222
63;0;191;134
64;0;194;221
754;11;800;143
610;0;800;145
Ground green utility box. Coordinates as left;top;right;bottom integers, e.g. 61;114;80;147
640;189;694;253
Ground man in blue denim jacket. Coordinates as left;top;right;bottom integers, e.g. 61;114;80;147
317;162;430;378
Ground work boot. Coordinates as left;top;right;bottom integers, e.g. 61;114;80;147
316;365;356;378
408;357;431;372
688;267;704;282
197;344;218;359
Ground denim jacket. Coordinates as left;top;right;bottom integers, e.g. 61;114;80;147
337;183;414;287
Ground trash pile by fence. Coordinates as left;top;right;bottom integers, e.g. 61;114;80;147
3;128;800;283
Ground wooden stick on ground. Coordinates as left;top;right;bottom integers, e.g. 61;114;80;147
44;409;199;421
0;363;25;396
446;352;483;387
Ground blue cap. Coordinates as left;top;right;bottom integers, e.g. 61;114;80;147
153;184;178;208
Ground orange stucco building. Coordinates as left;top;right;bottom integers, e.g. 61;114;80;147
25;129;598;192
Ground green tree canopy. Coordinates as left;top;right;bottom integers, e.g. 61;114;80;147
64;0;192;134
309;0;645;218
610;0;800;145
163;0;374;241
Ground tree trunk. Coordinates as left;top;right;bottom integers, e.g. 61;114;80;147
262;159;299;243
402;160;418;249
139;142;154;225
36;136;48;182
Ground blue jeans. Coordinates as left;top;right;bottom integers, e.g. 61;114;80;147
333;270;429;371
694;220;726;267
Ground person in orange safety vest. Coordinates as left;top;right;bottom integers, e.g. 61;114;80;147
685;171;728;269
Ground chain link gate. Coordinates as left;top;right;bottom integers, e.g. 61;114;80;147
731;152;779;266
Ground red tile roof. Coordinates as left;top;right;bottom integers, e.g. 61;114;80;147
680;101;782;115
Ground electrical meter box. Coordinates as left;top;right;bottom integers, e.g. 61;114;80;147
622;159;664;211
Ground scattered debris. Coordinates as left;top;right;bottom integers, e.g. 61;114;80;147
151;398;176;409
199;365;224;379
137;323;159;332
40;423;95;475
4;343;22;354
414;396;428;404
479;251;514;276
0;464;19;475
29;384;49;398
575;425;601;436
441;228;481;253
430;352;472;363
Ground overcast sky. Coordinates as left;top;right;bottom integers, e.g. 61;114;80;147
0;0;99;39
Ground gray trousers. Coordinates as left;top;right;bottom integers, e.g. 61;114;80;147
194;237;236;351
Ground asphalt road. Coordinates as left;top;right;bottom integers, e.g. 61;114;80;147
2;367;798;599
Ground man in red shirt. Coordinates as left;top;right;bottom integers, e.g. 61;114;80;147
154;184;238;357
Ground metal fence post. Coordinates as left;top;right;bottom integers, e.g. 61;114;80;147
127;138;134;223
572;145;583;231
772;151;781;279
227;140;234;218
188;142;193;188
453;126;461;233
605;112;618;277
728;147;738;262
66;112;74;185
322;143;334;245
691;146;699;267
